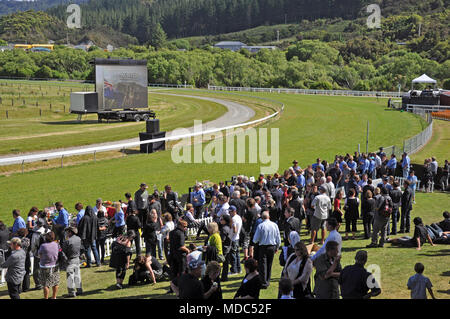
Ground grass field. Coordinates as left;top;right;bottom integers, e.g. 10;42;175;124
0;89;448;299
0;81;228;154
411;119;450;163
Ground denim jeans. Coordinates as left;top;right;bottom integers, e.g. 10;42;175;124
231;240;241;273
83;240;100;266
157;234;164;258
391;207;400;234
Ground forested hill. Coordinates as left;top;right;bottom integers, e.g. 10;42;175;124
0;0;87;16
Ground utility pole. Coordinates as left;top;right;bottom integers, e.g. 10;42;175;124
366;121;369;154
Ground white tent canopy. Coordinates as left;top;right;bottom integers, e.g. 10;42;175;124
412;74;436;84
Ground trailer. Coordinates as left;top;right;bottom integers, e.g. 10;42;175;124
70;58;156;122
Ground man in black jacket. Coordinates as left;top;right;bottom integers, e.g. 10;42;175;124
78;206;101;267
162;185;180;221
126;210;142;257
400;180;414;233
229;191;246;217
389;181;402;235
282;208;300;246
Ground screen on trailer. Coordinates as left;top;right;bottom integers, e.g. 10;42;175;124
95;59;148;111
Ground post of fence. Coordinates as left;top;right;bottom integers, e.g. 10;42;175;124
94;151;96;162
5;110;8;119
61;155;64;168
21;160;24;174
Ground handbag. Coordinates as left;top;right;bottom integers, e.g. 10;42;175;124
57;246;68;269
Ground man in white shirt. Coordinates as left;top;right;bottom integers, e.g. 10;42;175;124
311;186;332;245
216;195;230;218
311;218;342;261
229;206;242;275
92;198;107;217
325;176;336;201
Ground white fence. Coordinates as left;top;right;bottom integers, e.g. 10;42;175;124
208;85;401;98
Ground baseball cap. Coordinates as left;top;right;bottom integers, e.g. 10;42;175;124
188;259;205;270
229;205;237;212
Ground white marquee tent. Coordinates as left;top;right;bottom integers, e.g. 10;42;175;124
411;74;437;89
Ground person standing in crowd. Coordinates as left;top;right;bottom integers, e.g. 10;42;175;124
26;207;38;230
288;190;305;223
75;203;85;226
281;241;312;299
402;152;411;178
407;263;436;299
16;228;30;292
0;221;10;251
109;230;136;289
143;210;160;258
163;185;181;221
252;211;281;289
161;213;175;260
386;154;397;177
126;208;142;257
191;183;206;219
339;250;381;299
78;206;101;268
62;226;82;298
112;202;126;238
135;183;149;225
169;219;189;278
390;181;402;235
344;189;359;240
282;208;301;246
202;261;223;300
125;192;138;218
203;222;223;265
1;237;26;299
229;206;242;275
361;190;376;239
407;170;418;203
313;241;341;299
53;202;69;244
30;220;48;290
234;258;262;299
311;218;342;262
430;157;438;184
96;211;109;265
440;159;449;191
400;180;414;233
219;214;233;282
92;198;107;217
330;190;343;230
311;186;331;244
367;187;393;248
279;231;300;267
242;198;258;261
38;231;60;299
229;191;246;218
12;209;26;235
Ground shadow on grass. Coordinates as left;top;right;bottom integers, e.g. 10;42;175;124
417;249;450;257
437;289;450;295
41;120;102;125
0;290;11;297
441;271;450;277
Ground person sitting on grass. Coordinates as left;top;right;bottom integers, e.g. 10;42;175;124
407;263;436;299
279;277;294;299
128;255;156;286
388;217;435;250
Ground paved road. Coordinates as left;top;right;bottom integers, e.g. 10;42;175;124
0;93;255;165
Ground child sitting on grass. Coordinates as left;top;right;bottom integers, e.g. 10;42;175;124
407;263;436;299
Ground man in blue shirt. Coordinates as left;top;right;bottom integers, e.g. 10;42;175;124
312;158;324;172
11;210;26;235
358;155;370;175
386;154;397;176
296;169;306;191
347;156;357;171
368;155;376;179
75;203;85;226
402;152;411;178
407;170;418;203
53;202;69;244
190;183;206;219
252;210;281;289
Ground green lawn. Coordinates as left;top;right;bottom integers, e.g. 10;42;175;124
0;81;228;154
411;119;450;164
0;90;447;299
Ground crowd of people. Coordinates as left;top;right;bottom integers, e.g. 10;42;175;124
0;149;448;300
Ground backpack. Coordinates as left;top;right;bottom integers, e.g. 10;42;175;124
379;197;392;218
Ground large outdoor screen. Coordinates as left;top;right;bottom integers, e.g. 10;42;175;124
95;59;148;110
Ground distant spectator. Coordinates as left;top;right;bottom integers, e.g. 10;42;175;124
311;186;331;244
310;218;341;261
96;210;109;265
388;217;435;250
313;240;341;299
440;160;449;191
0;221;10;251
93;198;107;217
75;203;85;226
407;263;435;299
400;180;414;233
344;188;359;240
281;241;312;299
16;228;30;292
126;208;142;257
78;205;101;267
52;202;69;244
135;183;149;225
112;202;126;238
109;230;136;289
26;207;39;230
62;226;83;298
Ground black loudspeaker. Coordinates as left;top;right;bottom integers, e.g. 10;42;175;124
139;132;166;153
146;119;160;134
